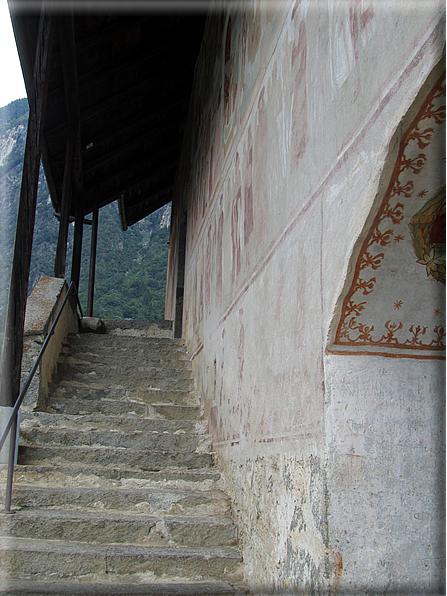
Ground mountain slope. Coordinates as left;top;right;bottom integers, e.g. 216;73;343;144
0;98;171;337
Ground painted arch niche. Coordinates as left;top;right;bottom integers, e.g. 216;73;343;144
329;64;446;359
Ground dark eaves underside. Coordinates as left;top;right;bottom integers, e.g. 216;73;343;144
9;1;209;229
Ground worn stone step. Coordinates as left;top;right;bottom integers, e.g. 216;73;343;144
50;373;195;393
128;389;200;406
64;336;189;357
151;405;202;421
1;464;221;490
17;444;214;470
58;353;191;371
66;334;183;345
55;361;194;382
0;509;237;547
0;537;242;582
20;411;203;434
44;398;202;420
0;579;245;595
19;427;209;453
46;384;198;408
3;485;231;516
44;397;149;417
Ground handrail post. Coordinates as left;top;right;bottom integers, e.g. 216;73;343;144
2;412;18;514
0;281;83;512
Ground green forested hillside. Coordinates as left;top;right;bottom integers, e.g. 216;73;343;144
0;98;171;335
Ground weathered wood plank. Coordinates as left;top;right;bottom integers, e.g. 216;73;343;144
0;10;55;407
86;199;99;318
71;190;85;292
54;15;83;280
54;124;75;278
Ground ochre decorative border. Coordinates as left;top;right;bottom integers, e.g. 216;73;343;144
331;71;446;359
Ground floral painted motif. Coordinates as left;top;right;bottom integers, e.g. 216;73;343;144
332;71;446;358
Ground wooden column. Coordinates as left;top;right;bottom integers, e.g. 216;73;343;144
174;210;187;339
0;11;55;407
86;200;99;317
71;191;85;291
55;15;83;282
54;124;75;278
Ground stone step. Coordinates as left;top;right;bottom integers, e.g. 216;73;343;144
55;362;194;382
43;397;202;420
58;353;191;371
44;398;150;417
1;464;221;490
66;334;183;346
0;580;245;595
0;509;237;547
62;349;190;365
1;327;246;592
46;384;198;407
0;537;243;582
151;405;202;421
4;485;231;516
64;336;189;356
50;373;195;393
17;444;214;471
20;411;203;434
19;427;209;453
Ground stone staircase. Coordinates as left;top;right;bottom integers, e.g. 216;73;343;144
0;326;247;595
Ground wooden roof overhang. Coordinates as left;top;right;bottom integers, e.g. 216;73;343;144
9;4;208;230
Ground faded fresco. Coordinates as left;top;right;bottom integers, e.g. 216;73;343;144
330;71;446;358
166;0;445;591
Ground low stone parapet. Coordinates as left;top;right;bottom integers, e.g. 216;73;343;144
21;277;79;412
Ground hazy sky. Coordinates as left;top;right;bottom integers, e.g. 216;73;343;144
0;1;27;108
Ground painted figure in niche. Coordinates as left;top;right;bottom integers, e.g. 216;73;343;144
409;185;446;284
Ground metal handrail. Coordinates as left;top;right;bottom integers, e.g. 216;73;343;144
0;281;83;512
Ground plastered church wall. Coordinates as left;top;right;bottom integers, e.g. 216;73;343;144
166;1;445;591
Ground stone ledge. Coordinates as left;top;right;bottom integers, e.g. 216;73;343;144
24;277;66;336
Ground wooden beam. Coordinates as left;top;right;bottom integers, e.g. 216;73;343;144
54;15;84;282
54;123;75;278
0;10;55;407
71;189;85;292
83;161;178;209
76;66;193;129
174;210;187;339
83;137;182;179
82;124;183;176
86;199;99;318
48;34;183;103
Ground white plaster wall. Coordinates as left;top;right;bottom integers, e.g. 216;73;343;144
324;355;445;592
169;0;445;591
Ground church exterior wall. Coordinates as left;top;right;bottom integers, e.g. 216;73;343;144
167;1;445;591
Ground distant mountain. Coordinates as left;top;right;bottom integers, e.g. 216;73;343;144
0;98;171;337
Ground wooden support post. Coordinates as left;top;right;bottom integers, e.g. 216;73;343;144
54;124;75;278
71;190;84;291
0;11;55;408
54;14;84;282
174;210;187;339
86;200;99;317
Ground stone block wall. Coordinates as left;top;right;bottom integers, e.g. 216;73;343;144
22;277;79;412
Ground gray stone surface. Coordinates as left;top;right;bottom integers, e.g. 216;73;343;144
0;580;243;595
0;331;246;591
79;317;107;334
